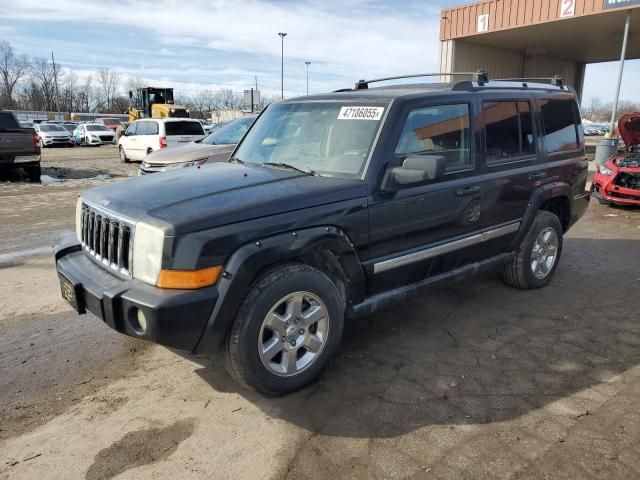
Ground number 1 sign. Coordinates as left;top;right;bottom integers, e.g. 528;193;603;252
477;13;489;32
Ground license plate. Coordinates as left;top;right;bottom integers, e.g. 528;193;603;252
59;274;80;312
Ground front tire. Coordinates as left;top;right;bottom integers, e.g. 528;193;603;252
223;264;344;396
502;210;563;289
119;146;129;163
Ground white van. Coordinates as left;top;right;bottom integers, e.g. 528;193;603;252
118;118;205;162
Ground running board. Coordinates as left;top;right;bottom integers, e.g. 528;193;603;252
350;253;513;318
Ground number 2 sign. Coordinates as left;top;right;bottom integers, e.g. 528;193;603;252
560;0;576;18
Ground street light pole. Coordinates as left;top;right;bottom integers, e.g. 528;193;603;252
305;61;311;96
278;32;287;99
610;11;631;134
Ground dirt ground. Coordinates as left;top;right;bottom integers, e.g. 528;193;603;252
1;146;639;479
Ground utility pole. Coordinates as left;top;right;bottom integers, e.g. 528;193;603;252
51;51;60;114
278;32;287;99
255;75;258;91
610;10;631;134
305;61;311;96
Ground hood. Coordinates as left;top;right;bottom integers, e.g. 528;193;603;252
618;113;640;147
40;131;69;137
144;142;234;165
83;163;367;235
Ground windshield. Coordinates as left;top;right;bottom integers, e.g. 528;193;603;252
40;125;65;132
233;102;386;178
202;116;255;145
61;124;76;133
86;125;112;132
101;119;122;126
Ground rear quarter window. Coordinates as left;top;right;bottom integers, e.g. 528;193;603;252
540;98;580;154
165;121;204;136
0;112;20;129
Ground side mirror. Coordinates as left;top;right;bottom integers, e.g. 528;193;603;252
383;154;446;190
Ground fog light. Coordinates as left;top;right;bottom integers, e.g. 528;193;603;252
135;309;148;334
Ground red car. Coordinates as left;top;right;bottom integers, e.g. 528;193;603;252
94;117;124;132
592;113;640;207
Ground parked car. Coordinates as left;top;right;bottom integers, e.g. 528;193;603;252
94;117;125;132
0;110;41;181
591;112;640;206
55;75;590;395
139;115;257;174
195;119;214;135
118;118;205;162
60;122;79;134
73;123;117;146
34;123;75;147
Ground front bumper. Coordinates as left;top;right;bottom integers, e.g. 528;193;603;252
41;137;74;146
55;237;218;352
86;136;116;145
591;174;640;206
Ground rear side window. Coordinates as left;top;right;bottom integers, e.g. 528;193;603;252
394;104;473;173
540;99;579;153
0;112;20;129
483;101;536;163
165;121;204;136
137;121;158;136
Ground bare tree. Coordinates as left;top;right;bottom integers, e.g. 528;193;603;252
125;74;146;108
0;41;29;107
96;67;121;112
29;56;60;111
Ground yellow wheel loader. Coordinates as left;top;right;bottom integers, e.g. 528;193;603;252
127;87;189;122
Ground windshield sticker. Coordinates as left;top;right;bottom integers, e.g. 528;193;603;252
337;106;384;121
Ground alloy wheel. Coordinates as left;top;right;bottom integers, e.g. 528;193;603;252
258;291;330;377
531;227;559;279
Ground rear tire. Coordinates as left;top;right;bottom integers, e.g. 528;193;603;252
119;146;129;163
223;264;344;396
502;210;563;289
26;165;41;183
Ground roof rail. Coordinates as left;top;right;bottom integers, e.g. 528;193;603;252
353;70;488;90
493;76;564;87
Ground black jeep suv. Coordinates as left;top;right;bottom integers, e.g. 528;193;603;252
55;74;590;395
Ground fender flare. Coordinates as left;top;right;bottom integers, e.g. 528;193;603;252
512;181;571;246
193;226;365;354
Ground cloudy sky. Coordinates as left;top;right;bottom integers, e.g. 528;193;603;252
0;0;637;106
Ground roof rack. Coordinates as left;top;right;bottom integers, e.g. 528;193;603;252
493;76;564;87
353;70;488;90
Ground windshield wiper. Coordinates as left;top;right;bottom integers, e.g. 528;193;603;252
262;162;319;176
228;157;245;165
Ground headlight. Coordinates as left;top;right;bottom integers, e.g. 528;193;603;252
179;158;209;168
132;222;165;285
598;165;614;176
75;196;83;242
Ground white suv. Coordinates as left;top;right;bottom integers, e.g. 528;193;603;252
118;118;205;162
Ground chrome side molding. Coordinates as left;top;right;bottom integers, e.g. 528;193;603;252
373;222;520;274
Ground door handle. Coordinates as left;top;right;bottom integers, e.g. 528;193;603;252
456;185;481;197
527;172;546;180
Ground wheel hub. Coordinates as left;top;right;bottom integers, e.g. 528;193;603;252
531;227;559;279
258;291;330;377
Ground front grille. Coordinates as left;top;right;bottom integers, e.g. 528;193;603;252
80;203;134;276
99;135;114;141
614;172;640;190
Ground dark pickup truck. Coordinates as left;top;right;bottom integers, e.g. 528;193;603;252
0;111;41;181
55;73;589;395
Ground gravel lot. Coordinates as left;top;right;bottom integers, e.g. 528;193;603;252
0;146;639;479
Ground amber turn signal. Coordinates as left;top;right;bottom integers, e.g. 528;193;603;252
156;266;223;289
